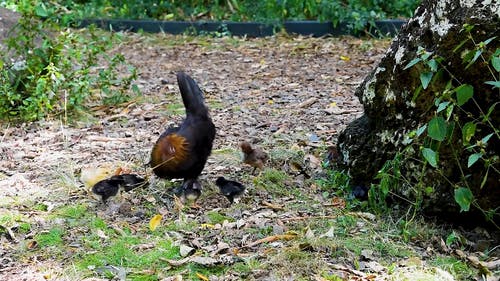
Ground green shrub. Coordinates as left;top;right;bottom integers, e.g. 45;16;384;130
0;0;138;121
3;0;421;33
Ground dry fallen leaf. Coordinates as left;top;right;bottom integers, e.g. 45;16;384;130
340;55;351;61
149;214;162;231
195;272;209;281
245;234;297;248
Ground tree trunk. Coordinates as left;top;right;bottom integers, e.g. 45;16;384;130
337;0;500;224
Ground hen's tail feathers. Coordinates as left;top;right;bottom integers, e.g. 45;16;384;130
177;71;209;117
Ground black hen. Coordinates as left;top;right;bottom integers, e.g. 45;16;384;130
215;177;246;204
150;72;216;184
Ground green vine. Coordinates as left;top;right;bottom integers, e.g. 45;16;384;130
369;24;499;227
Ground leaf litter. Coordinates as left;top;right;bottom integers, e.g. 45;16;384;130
0;33;496;280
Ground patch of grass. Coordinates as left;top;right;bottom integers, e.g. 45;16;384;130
207;100;224;110
253;168;289;195
231;257;262;276
163;219;198;233
79;237;179;271
206;210;235;224
165;102;186;116
267;246;326;278
36;227;65;247
335;215;358;235
186;264;228;279
57;204;88;219
429;256;476;280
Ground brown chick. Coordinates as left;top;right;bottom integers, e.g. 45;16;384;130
240;141;268;174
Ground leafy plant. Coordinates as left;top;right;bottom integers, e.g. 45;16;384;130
0;0;139;121
2;0;421;34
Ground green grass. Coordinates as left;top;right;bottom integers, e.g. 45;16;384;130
57;204;88;219
253;168;290;196
36;227;65;247
429;256;476;280
164;102;186;116
206;210;235;224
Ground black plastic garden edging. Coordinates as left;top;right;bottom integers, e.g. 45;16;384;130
77;19;407;37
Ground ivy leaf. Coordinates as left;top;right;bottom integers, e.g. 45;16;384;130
467;153;482;168
436;101;450;113
404;57;421;70
454;187;473;212
481;133;494;144
461;122;476;144
492;56;500;72
422;148;438;168
420;72;433;89
428;116;447;141
416;124;427;137
35;3;49;17
427;59;438;72
455;84;474;106
484;81;500;88
484;102;498;122
466;49;482;69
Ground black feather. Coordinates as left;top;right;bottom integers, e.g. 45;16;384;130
215;177;246;204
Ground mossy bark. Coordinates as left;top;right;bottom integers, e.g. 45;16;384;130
337;0;500;224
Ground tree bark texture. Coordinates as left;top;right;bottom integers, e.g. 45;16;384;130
337;0;499;222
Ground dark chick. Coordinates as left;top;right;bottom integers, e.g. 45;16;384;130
215;177;246;204
92;177;122;203
91;174;146;203
150;72;216;184
118;174;147;191
240;141;268;174
181;179;202;208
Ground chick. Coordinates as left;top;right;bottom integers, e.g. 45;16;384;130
91;174;146;203
240;141;268;174
92;177;122;203
80;165;116;189
215;177;246;204
180;179;202;208
119;174;147;191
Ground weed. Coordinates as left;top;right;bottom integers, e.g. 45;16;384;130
371;26;500;225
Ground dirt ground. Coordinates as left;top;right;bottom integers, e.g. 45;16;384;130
1;28;497;280
0;31;381;278
0;32;382;200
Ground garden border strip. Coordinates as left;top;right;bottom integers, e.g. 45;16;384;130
77;19;406;37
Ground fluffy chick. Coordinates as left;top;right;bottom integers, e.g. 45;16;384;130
215;177;246;204
92;177;122;203
91;174;146;203
179;179;202;208
240;141;268;174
